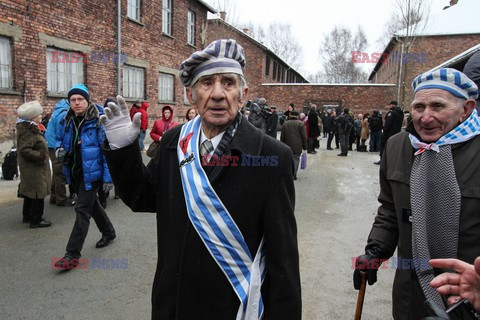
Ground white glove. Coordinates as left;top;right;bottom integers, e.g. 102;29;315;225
99;95;141;149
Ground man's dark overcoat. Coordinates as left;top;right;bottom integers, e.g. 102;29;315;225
366;127;480;320
104;118;301;320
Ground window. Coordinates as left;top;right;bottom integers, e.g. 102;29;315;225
46;48;84;94
265;55;270;78
123;65;144;99
127;0;141;21
0;37;12;89
158;72;174;102
162;0;172;35
187;10;195;46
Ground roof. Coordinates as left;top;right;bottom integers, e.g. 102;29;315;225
396;0;480;37
368;0;480;81
197;0;216;13
207;18;309;83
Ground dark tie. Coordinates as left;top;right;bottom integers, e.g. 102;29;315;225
200;139;214;157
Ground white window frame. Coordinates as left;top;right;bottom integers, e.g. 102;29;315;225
127;0;141;21
0;37;12;89
162;0;172;35
123;65;145;99
158;72;174;102
187;10;195;46
46;48;84;94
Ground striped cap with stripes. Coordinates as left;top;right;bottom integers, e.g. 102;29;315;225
412;68;479;100
179;39;246;87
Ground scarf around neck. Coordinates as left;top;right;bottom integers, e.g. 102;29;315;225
408;109;480;308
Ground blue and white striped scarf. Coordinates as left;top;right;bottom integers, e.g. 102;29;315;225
408;109;480;155
177;115;266;320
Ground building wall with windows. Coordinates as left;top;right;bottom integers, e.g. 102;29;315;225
0;0;214;144
368;34;480;104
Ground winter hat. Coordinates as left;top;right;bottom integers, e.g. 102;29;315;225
389;100;398;105
179;39;246;87
68;84;90;102
17;100;43;120
290;110;299;117
412;68;478;100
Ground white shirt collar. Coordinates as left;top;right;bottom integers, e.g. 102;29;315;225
200;128;225;156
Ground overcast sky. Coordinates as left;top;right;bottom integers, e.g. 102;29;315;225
206;0;447;78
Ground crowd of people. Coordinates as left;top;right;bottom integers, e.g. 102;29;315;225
10;39;480;319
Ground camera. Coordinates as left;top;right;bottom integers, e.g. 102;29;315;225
446;298;480;320
246;100;270;119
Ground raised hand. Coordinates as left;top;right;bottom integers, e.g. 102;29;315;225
100;95;141;149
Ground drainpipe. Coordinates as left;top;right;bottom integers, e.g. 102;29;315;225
117;0;122;95
395;36;404;107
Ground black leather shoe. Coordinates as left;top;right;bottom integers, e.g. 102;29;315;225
327;147;333;150
96;233;116;248
337;153;347;157
30;219;52;228
54;255;79;270
374;160;381;165
57;199;75;207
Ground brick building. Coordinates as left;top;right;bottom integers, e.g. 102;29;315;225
0;0;215;148
206;16;396;115
368;0;480;105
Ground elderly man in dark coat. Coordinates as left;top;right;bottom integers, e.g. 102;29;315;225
353;68;480;319
280;110;307;180
101;39;301;320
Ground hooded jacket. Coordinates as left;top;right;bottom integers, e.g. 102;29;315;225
45;99;69;148
56;103;112;190
150;105;179;142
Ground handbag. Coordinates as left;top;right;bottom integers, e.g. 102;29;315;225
300;152;307;170
146;141;160;158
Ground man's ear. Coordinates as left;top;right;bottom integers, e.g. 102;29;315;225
186;87;195;106
461;99;476;121
240;86;248;104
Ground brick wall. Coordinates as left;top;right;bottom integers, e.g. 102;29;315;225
0;0;212;145
260;84;397;116
370;34;480;101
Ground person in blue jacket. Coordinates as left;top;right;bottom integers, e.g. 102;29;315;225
44;99;75;207
53;84;116;269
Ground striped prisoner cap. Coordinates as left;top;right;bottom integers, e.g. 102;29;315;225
179;39;246;87
412;68;479;100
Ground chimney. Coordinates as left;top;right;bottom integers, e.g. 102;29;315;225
242;28;249;34
219;11;226;20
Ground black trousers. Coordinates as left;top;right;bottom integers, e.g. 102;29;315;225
66;180;115;257
339;132;349;155
327;131;334;149
23;197;44;223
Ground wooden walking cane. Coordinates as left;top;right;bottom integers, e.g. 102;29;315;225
354;271;367;320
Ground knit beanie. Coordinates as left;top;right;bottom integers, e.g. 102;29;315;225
17;100;43;120
68;84;90;102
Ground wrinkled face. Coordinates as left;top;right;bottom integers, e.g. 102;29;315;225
69;94;88;116
164;109;171;120
187;108;197;120
187;73;247;132
411;89;472;143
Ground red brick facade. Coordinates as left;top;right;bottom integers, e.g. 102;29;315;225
369;34;480;101
260;84;397;116
0;0;213;143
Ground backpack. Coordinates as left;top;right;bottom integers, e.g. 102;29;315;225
2;148;18;180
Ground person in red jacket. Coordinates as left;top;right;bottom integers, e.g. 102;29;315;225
150;105;178;142
138;101;149;150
